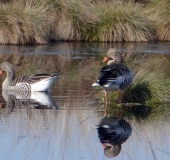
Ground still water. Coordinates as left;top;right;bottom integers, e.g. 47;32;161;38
0;42;170;160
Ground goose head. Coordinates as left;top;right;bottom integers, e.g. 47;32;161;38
102;48;123;65
102;143;121;158
0;62;15;80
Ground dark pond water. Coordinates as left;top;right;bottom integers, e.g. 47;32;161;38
0;42;170;160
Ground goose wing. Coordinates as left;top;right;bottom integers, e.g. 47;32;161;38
10;74;57;86
98;64;132;86
97;118;132;145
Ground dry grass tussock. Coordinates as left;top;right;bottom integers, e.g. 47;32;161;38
123;68;170;104
51;0;97;41
122;53;170;104
146;0;170;41
0;0;170;44
0;1;50;44
89;1;153;42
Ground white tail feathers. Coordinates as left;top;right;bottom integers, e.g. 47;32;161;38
102;125;110;128
91;125;99;128
92;82;100;87
91;125;109;128
31;76;57;92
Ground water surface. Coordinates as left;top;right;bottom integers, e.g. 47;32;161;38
0;42;170;160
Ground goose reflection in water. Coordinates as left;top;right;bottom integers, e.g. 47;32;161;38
1;90;58;112
94;106;132;158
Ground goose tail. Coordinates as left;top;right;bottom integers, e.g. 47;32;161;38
31;76;58;92
92;82;100;87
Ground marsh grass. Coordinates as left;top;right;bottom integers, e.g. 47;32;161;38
0;1;50;44
51;0;96;41
146;0;170;41
2;0;170;43
0;0;158;44
123;52;170;104
123;51;170;104
88;1;153;42
123;69;170;104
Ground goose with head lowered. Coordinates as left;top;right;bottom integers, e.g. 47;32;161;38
94;116;132;158
92;48;133;104
0;62;58;92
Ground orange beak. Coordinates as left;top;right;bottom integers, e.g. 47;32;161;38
102;56;108;62
0;70;2;75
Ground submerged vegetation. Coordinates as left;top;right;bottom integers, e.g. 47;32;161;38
0;0;170;44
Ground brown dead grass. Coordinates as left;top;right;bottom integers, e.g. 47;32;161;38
0;1;50;44
0;0;170;44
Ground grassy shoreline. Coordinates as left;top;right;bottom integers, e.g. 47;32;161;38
0;0;169;44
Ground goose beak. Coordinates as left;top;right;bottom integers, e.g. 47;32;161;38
0;70;2;75
102;56;108;62
101;143;106;149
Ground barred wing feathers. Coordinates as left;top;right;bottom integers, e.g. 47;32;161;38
98;64;133;89
10;74;58;92
11;74;57;86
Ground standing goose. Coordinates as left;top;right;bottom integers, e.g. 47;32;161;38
92;48;133;104
0;62;58;92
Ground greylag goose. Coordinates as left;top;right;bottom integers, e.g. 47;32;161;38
92;48;133;104
0;62;58;92
102;48;123;64
94;116;132;158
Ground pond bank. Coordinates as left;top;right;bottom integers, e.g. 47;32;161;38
0;0;170;44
